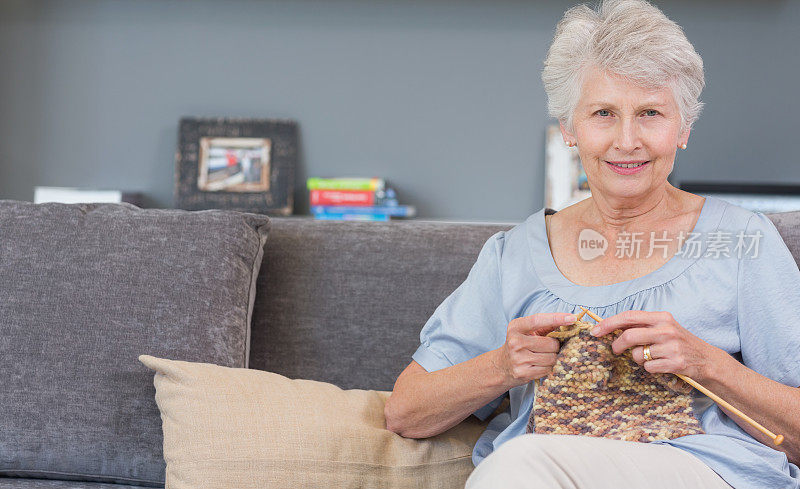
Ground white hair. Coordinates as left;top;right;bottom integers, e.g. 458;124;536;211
542;0;705;134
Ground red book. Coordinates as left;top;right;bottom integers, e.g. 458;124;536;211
309;189;375;206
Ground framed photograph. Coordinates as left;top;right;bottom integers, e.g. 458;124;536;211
197;137;271;193
544;124;591;211
175;117;297;215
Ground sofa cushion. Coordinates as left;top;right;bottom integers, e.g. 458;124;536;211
0;200;269;486
249;217;513;390
765;210;800;265
139;354;486;489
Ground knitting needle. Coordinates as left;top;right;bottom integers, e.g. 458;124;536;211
674;373;783;445
579;307;603;324
577;306;784;446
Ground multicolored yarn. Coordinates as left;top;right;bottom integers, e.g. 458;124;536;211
526;319;705;442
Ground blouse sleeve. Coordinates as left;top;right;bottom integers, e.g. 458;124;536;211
411;231;510;420
737;212;800;388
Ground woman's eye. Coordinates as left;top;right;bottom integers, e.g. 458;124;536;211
596;109;611;117
644;109;659;116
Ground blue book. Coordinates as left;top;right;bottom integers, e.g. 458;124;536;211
313;212;390;222
310;205;416;217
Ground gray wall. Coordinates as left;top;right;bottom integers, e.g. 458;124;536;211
1;0;797;222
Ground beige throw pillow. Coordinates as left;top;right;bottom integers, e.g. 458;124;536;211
139;355;487;488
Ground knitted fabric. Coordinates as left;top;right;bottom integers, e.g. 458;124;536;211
526;319;705;442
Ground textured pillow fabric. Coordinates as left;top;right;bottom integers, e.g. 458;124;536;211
138;354;486;489
0;200;270;486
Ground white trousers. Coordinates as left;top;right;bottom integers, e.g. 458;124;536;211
465;434;733;489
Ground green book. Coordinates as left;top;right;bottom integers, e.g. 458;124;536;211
307;177;385;191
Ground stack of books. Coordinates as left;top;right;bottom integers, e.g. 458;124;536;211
307;177;416;221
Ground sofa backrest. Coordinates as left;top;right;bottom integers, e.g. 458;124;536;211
250;210;800;391
249;217;513;390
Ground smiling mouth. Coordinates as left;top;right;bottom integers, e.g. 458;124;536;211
606;161;650;168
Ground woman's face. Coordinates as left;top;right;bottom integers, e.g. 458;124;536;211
561;66;690;203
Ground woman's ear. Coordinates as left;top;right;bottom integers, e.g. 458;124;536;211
679;127;691;148
559;120;576;146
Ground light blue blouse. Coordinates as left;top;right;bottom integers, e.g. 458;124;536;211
412;196;800;489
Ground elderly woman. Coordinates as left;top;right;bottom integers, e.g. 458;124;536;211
384;1;800;488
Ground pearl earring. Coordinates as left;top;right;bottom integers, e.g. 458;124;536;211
680;143;687;150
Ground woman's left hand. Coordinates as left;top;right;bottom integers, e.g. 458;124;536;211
589;310;721;381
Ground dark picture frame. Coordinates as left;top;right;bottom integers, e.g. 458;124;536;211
175;117;297;215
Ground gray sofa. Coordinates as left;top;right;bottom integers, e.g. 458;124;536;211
1;200;798;488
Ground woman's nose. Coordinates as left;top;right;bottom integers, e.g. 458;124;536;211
614;119;642;152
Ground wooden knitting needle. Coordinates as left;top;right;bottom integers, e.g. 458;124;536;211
674;373;783;445
577;306;784;446
579;307;603;324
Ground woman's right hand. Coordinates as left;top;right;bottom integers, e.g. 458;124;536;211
386;311;577;438
494;312;576;389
